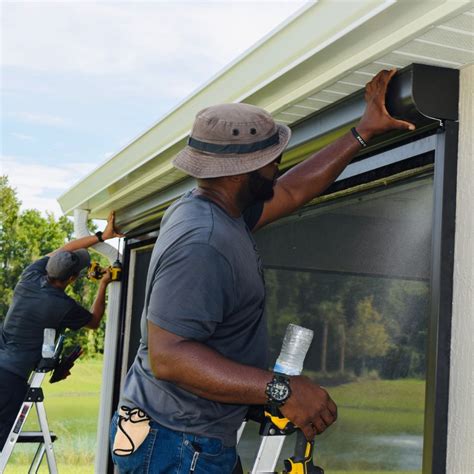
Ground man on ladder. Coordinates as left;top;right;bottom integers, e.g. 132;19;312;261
0;212;122;452
112;70;415;473
0;330;65;473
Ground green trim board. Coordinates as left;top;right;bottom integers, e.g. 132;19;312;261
116;126;438;234
122;165;434;237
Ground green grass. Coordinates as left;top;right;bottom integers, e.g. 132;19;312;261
330;379;425;411
4;362;426;473
6;465;94;474
330;379;425;435
4;359;102;473
329;472;418;474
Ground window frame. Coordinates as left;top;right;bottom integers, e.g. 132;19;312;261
111;123;458;474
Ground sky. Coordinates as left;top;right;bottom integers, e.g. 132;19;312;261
1;0;309;220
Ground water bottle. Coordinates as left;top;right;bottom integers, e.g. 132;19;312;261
41;328;56;359
273;324;314;376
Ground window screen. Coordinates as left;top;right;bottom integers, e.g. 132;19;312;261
239;175;433;473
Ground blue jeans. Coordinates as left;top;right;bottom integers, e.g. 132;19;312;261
109;412;239;474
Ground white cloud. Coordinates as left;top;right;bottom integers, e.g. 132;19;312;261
10;132;34;141
13;112;69;127
1;1;310;221
2;155;97;216
2;1;309;98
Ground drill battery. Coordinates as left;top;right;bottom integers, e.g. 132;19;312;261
87;260;122;282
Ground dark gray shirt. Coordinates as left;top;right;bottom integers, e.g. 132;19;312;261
0;257;93;379
120;191;267;446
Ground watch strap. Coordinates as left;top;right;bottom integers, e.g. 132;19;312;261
95;231;104;242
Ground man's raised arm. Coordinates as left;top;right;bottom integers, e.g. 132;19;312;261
47;211;124;256
253;69;415;231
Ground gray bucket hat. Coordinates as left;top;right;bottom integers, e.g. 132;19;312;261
46;249;91;280
173;103;291;179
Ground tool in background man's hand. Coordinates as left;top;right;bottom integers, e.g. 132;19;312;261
88;234;123;281
50;345;83;383
87;260;122;282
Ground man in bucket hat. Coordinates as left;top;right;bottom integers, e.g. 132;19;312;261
0;212;123;451
113;70;414;473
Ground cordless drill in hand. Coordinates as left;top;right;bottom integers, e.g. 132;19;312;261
87;260;122;282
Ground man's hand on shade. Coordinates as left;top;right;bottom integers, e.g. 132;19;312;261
357;69;415;142
102;211;125;240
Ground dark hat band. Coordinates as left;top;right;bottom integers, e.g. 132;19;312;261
188;132;279;155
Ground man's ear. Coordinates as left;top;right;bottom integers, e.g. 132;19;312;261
67;275;77;286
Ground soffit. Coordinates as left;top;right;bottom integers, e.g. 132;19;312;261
57;0;473;219
272;8;474;126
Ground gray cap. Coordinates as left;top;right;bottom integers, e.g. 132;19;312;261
46;249;91;280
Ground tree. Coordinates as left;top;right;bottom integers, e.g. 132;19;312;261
1;177;74;316
347;296;390;375
0;175;108;357
265;269;303;365
315;300;344;374
0;176;20;314
337;322;346;374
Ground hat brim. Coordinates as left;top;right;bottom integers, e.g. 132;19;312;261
172;123;291;179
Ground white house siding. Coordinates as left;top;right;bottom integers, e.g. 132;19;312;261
447;63;474;474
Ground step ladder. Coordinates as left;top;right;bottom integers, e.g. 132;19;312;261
237;406;323;474
0;331;64;474
237;324;324;473
249;411;323;474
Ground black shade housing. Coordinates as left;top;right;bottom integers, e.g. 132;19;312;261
288;63;460;152
386;64;459;123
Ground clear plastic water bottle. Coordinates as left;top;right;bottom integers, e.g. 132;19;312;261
273;324;314;376
41;328;56;359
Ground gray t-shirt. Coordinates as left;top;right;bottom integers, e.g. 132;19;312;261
120;191;267;446
0;257;93;379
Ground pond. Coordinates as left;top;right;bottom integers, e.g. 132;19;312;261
238;423;423;472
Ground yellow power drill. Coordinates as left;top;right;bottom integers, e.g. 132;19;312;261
87;260;122;282
260;407;324;474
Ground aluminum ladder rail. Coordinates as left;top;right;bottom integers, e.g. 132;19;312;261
0;331;63;474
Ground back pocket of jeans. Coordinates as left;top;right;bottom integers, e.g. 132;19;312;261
112;428;158;471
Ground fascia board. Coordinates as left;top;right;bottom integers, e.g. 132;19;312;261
58;0;471;217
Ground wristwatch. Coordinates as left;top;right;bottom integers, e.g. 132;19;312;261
95;231;104;242
265;373;292;407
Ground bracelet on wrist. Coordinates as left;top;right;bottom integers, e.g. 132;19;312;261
351;127;368;148
95;231;104;242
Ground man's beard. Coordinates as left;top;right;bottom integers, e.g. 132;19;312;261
248;170;277;202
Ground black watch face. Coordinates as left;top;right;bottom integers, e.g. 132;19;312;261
269;381;290;402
